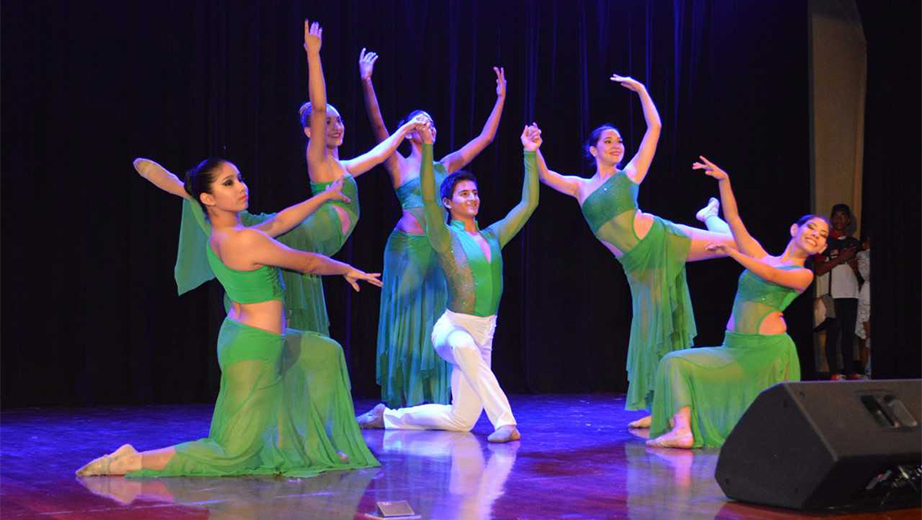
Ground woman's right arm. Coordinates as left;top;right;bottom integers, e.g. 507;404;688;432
535;149;581;198
133;158;190;200
304;20;329;177
359;48;402;177
693;156;767;259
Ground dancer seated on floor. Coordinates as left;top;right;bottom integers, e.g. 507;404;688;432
536;74;735;416
644;156;828;448
77;158;383;477
356;123;542;443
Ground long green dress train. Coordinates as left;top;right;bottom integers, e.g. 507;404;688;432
648;267;802;447
174;175;359;335
130;224;378;477
375;165;451;408
580;172;697;411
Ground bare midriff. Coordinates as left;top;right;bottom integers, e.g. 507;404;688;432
725;312;787;335
227;300;286;335
394;209;425;235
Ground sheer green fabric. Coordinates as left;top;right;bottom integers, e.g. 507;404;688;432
649;269;802;447
580;176;697;411
175;176;361;335
205;245;283;304
580;172;641;253
128;319;379;477
420;144;538;317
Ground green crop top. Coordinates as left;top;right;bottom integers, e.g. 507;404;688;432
731;267;801;334
580;172;641;253
205;244;284;304
309;174;360;233
420;143;539;317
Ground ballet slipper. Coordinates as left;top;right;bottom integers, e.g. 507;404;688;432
76;444;138;476
628;415;652;429
487;425;521;443
645;429;694;449
695;197;720;223
356;403;386;429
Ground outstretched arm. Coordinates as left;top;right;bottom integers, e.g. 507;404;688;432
440;67;507;173
359;48;402;176
535;149;582;199
239;228;382;291
613;74;661;185
252;178;350;237
419;132;451;252
304;20;329;175
693;156;768;259
134;158;190;200
709;243;814;292
342;116;426;177
489;124;541;247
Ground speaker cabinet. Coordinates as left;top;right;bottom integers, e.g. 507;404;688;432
716;380;922;510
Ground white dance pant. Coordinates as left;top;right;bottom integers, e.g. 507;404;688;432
383;310;516;431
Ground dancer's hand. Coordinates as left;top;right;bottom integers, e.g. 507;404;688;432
415;117;434;144
323;177;351;204
692;156;729;181
359;48;379;80
304;20;322;54
521;123;542;152
494;66;507;98
705;242;731;255
344;268;383;291
610;74;646;93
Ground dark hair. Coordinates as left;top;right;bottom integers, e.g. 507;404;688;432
399;109;435;129
184;158;227;213
584;124;622;164
795;214;830;228
830;203;852;218
440;170;478;202
299;102;340;130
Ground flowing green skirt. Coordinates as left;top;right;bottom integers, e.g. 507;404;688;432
649;331;801;447
375;230;451;408
129;319;379;477
619;216;697;411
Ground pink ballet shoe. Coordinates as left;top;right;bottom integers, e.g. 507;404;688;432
356;403;385;429
487;425;521;443
695;197;720;223
628;415;652;429
75;444;138;476
645;430;694;449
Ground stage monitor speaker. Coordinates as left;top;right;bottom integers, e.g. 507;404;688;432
715;379;922;511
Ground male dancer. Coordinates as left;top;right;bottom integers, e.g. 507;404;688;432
357;123;541;443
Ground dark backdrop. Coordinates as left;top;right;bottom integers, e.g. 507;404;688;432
2;1;917;408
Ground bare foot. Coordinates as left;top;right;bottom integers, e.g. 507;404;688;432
695;197;719;223
356;403;385;429
487;425;521;443
645;429;694;449
76;444;140;476
628;415;652;429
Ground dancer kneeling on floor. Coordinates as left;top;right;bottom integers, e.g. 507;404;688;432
77;157;382;477
644;156;828;448
357;123;542;443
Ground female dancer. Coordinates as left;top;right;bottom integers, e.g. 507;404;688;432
77;158;383;476
536;74;736;414
140;20;424;335
646;156;828;448
359;47;507;407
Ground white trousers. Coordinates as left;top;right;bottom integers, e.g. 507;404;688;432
383;310;516;431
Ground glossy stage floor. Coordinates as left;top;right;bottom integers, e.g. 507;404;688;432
2;394;919;520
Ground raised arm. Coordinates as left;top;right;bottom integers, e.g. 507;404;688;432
359;48;402;176
613;74;661;185
342;116;425;177
252;178;350;237
535;149;581;199
134;158;190;199
489;124;541;247
238;228;382;291
440;67;507;173
693;156;768;259
304;20;329;174
709;243;814;292
419;137;451;253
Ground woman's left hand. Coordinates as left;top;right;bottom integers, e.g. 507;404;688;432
521;123;542;151
692;155;729;181
610;73;645;93
304;20;322;53
494;66;507;98
344;268;383;291
324;177;351;203
705;242;730;255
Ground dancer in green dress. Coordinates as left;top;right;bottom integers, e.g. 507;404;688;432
646;156;829;448
77;157;383;477
537;75;736;414
134;20;426;334
358;48;507;407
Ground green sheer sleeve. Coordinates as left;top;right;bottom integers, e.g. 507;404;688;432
420;143;451;253
485;150;539;248
175;199;215;295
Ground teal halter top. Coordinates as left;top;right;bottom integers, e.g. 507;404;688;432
205;245;284;304
731;268;800;334
580;172;640;252
395;163;449;209
310;174;360;224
